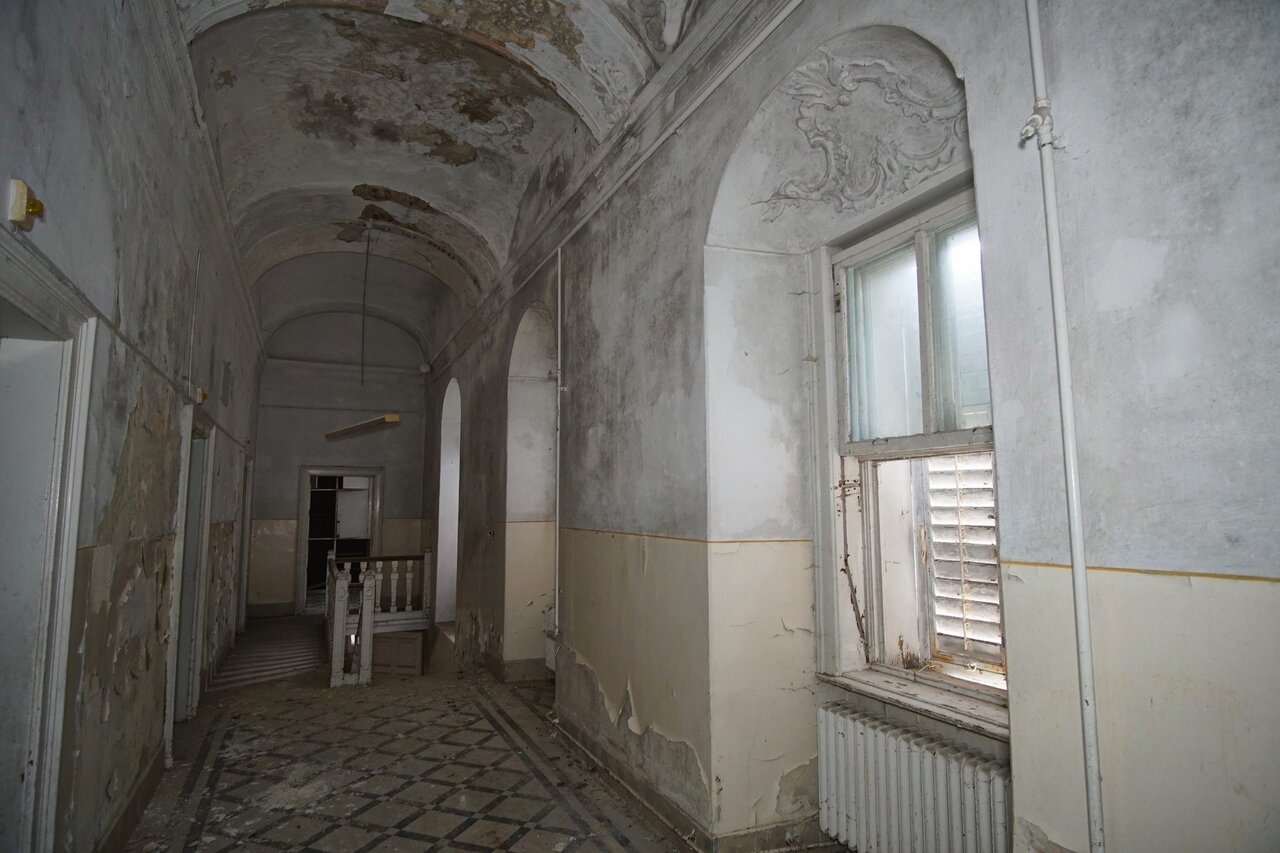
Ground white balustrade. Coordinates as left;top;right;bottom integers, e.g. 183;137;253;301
325;550;435;687
389;560;400;612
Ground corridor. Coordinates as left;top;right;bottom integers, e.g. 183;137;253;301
4;0;1278;850
128;672;683;852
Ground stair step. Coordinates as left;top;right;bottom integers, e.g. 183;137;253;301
208;616;326;690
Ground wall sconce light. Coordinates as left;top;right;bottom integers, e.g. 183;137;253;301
7;179;45;231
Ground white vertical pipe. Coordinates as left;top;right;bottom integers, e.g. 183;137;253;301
1021;1;1106;850
553;248;563;637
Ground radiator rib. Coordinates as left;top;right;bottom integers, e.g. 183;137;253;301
818;703;1011;852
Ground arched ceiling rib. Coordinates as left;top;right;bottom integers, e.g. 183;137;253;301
256;252;458;359
265;305;430;363
236;187;497;304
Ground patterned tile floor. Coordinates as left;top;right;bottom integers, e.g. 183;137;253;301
128;671;684;852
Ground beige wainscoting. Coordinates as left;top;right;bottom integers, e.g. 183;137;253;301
1003;561;1280;852
247;519;296;614
707;538;818;836
503;520;555;665
559;527;823;842
383;517;424;555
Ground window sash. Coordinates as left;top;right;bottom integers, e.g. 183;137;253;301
833;192;989;452
857;444;1005;682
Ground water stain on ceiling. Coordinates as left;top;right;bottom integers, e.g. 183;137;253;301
183;0;698;348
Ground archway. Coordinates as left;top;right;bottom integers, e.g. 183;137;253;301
503;304;558;677
436;379;461;626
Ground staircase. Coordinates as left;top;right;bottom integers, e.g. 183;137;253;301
207;615;325;692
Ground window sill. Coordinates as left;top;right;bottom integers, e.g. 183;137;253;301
818;668;1009;742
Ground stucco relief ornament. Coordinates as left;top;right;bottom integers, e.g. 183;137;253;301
761;52;968;222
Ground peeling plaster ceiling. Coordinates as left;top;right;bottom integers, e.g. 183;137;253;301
183;1;699;349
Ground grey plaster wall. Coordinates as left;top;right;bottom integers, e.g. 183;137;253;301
1041;0;1279;575
422;261;558;671
2;0;262;848
557;137;711;539
254;359;426;519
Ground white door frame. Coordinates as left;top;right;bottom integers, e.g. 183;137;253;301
293;465;384;613
164;406;216;760
236;456;254;633
0;229;98;851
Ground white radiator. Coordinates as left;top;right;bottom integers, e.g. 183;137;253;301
818;703;1010;853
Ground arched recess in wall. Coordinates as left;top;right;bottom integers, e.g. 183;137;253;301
503;303;558;674
703;25;973;541
436;379;462;624
695;26;977;833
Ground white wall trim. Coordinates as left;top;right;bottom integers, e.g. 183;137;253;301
164;406;215;762
189;428;219;713
0;224;99;851
237;457;254;633
29;318;96;851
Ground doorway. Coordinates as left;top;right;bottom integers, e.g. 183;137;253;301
305;474;371;612
436;379;462;628
0;305;67;848
0;278;95;850
173;422;213;722
294;466;383;614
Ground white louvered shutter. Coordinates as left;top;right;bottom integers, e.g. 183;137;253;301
923;452;1003;664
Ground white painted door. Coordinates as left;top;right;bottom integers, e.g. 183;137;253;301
175;433;209;721
0;336;67;848
335;481;370;540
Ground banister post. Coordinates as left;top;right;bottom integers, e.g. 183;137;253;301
330;560;350;687
424;548;435;628
405;559;416;612
389;559;400;613
358;564;378;685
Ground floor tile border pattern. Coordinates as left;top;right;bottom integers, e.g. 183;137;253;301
472;685;633;852
186;722;235;850
161;680;658;852
205;701;570;852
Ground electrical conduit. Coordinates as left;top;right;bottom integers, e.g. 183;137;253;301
1020;1;1106;850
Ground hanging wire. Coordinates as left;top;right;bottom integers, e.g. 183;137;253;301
360;220;371;386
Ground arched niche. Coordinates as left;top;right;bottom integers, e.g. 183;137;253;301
436;379;462;625
703;25;973;541
503;304;558;674
693;25;975;837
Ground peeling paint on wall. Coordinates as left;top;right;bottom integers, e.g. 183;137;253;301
62;376;181;847
557;645;712;825
774;757;817;819
203;520;240;681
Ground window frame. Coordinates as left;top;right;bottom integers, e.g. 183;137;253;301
831;190;1006;696
831;191;993;461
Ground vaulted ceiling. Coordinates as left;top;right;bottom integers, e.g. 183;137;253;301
180;0;701;361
